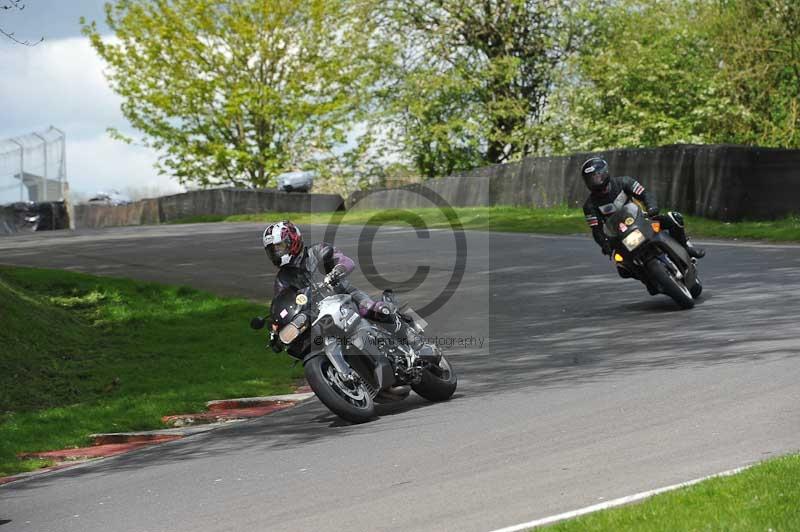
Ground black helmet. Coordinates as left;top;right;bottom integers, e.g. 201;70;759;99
581;157;610;193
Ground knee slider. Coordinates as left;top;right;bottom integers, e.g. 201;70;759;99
668;211;685;228
369;301;395;323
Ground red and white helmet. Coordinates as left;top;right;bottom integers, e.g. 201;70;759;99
263;220;304;267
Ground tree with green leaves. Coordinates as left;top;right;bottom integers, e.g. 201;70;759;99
83;0;383;190
711;0;800;148
376;0;591;178
547;0;800;153
542;0;731;152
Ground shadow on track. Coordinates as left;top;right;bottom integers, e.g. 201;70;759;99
623;293;710;312
5;393;462;491
5;228;799;492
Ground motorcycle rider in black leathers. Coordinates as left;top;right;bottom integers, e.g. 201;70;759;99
263;220;434;359
581;157;705;279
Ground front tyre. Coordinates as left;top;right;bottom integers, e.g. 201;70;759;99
647;259;694;309
412;354;458;402
304;356;375;423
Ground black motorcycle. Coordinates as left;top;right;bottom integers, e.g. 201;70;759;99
251;275;457;423
605;203;702;309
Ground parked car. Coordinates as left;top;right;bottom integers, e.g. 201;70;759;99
87;190;133;206
276;171;314;193
4;201;69;232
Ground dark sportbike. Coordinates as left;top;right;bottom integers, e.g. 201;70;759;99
605;202;702;309
251;275;457;423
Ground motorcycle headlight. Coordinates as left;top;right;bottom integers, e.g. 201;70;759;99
278;314;308;344
622;229;645;251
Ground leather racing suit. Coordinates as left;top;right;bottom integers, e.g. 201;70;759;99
273;242;386;320
582;175;695;258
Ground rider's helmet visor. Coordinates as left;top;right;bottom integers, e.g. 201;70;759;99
267;241;291;266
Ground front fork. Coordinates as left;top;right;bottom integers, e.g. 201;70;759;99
325;326;397;391
657;254;684;280
323;337;354;380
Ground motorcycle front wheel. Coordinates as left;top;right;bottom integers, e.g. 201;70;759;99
412;354;458;402
647;259;695;309
304;356;376;423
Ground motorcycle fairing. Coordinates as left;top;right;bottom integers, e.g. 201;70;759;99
597;190;629;216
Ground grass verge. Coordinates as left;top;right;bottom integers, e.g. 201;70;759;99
0;266;301;477
543;453;800;531
170;206;800;242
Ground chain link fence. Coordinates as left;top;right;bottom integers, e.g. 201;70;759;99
0;127;67;206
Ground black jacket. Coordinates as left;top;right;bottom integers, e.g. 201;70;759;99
583;176;656;252
273;242;355;297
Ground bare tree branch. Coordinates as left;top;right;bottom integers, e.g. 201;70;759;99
1;0;43;46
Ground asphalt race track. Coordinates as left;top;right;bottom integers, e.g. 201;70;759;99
1;223;799;532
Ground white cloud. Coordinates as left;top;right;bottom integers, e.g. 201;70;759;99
1;36;124;137
68;136;183;200
0;36;181;200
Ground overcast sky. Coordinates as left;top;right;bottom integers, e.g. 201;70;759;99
0;0;183;200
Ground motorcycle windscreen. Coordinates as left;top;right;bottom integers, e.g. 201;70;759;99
603;203;642;238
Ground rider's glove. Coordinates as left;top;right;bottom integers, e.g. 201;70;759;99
646;207;660;217
324;264;348;287
269;331;283;353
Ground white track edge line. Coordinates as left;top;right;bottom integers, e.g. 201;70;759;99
488;465;750;532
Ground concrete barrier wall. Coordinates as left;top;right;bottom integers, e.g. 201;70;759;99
15;144;799;232
157;188;344;223
350;144;800;221
73;189;344;229
347;175;491;210
74;199;160;229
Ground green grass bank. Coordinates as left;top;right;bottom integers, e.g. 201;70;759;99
0;266;300;477
543;453;800;531
170;206;800;242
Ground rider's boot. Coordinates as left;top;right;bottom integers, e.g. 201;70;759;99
415;342;442;364
370;299;440;364
665;212;706;259
685;240;706;259
397;319;440;363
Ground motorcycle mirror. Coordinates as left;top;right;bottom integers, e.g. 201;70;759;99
250;317;266;330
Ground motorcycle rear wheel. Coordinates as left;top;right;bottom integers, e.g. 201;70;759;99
647;259;695;309
412;354;458;402
305;356;376;423
690;276;703;298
